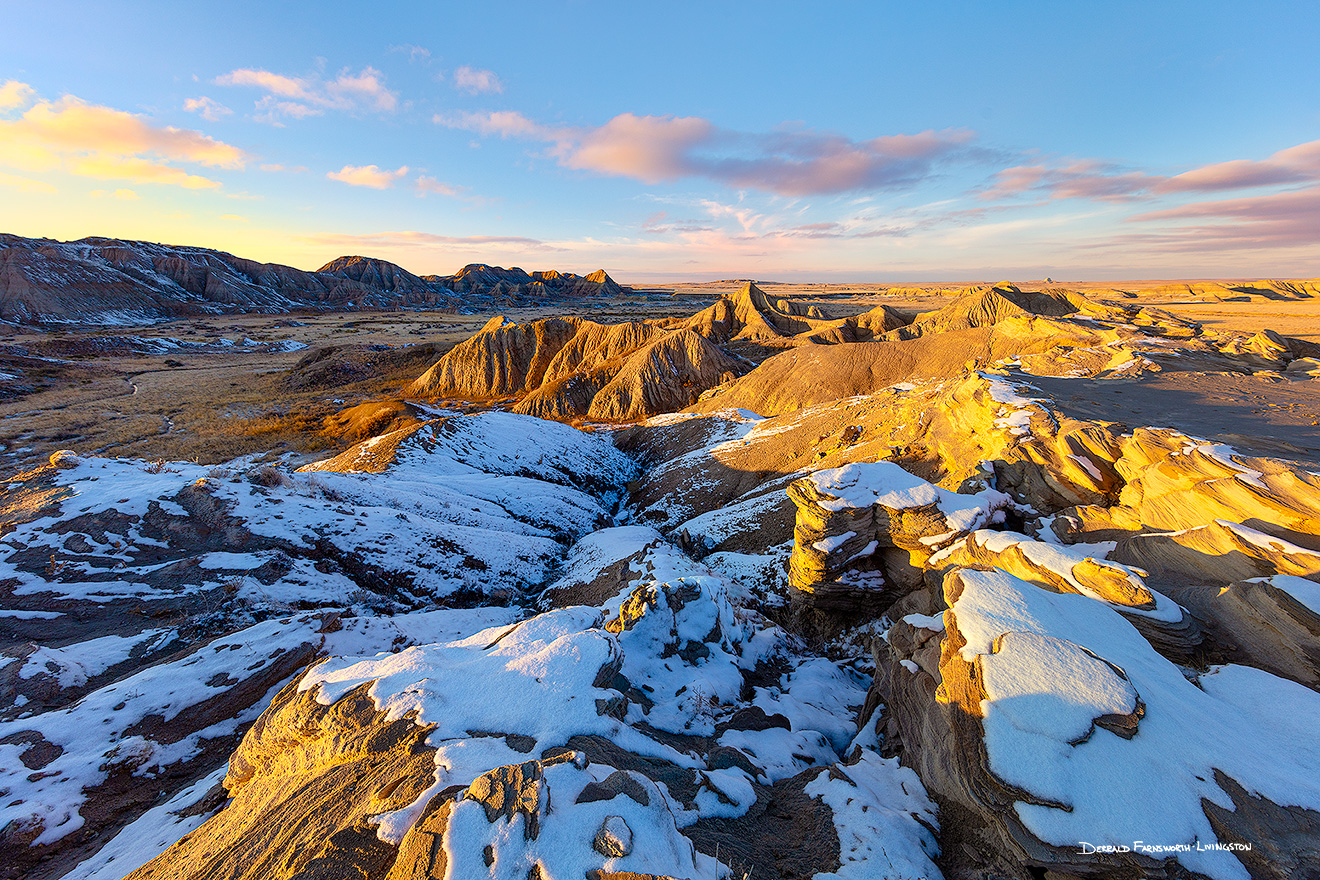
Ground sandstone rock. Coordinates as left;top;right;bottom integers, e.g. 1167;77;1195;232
681;281;840;342
1159;575;1320;689
585;329;743;420
410;315;741;422
935;530;1202;659
786;461;1010;611
1060;428;1320;549
1113;519;1320;585
124;679;439;880
879;565;1320;880
594;814;634;857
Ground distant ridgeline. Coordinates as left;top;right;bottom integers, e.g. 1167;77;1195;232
0;233;626;326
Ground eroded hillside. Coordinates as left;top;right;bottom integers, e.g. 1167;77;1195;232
3;281;1320;880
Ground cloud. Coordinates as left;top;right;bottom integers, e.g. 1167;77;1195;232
0;80;35;112
301;230;562;251
1115;185;1320;251
437;110;975;196
415;176;467;198
0;170;55;193
326;164;410;189
414;175;495;205
452;66;504;95
981;138;1320;204
389;44;431;62
90;188;140;200
183;96;233;122
979;160;1160;202
0;87;246;190
216;66;399;123
1155;139;1320;193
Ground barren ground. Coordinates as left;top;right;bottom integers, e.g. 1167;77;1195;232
4;284;1319;477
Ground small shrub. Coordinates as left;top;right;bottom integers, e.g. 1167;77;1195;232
250;465;287;488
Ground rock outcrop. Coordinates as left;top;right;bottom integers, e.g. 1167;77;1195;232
409;317;742;421
787;462;1011;612
877;566;1320;880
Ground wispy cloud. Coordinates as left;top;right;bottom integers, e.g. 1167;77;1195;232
1156;139;1320;193
216;66;399;124
327;164;409;189
389;44;432;62
0;170;55;193
436;110;976;196
1115;185;1320;252
414;175;495;206
0;85;246;190
183;96;233;122
981;138;1320;203
90;188;140;200
415;176;466;198
452;66;504;95
979;160;1160;202
301;230;562;251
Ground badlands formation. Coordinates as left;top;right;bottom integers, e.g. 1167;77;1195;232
3;278;1320;880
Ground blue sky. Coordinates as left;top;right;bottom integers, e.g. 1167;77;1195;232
2;0;1318;280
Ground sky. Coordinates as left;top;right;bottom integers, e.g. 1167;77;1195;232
1;0;1318;282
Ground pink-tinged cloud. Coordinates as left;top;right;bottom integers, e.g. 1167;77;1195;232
560;114;714;183
452;66;504;95
416;176;465;197
15;96;246;168
1155;139;1320;193
216;66;399;122
413;176;494;205
983;138;1320;204
326;164;410;189
435;110;550;139
980;159;1160;202
300;230;563;251
437;110;975;196
0;87;245;190
183;96;233;122
1097;185;1320;253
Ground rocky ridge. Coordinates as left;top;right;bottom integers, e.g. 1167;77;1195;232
0;234;628;326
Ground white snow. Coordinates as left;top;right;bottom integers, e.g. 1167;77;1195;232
58;763;228;880
951;567;1320;880
1251;574;1320;615
813;531;857;553
806;749;943;880
19;629;175;688
946;530;1184;622
439;760;716;880
806;461;1011;535
0;615;326;846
